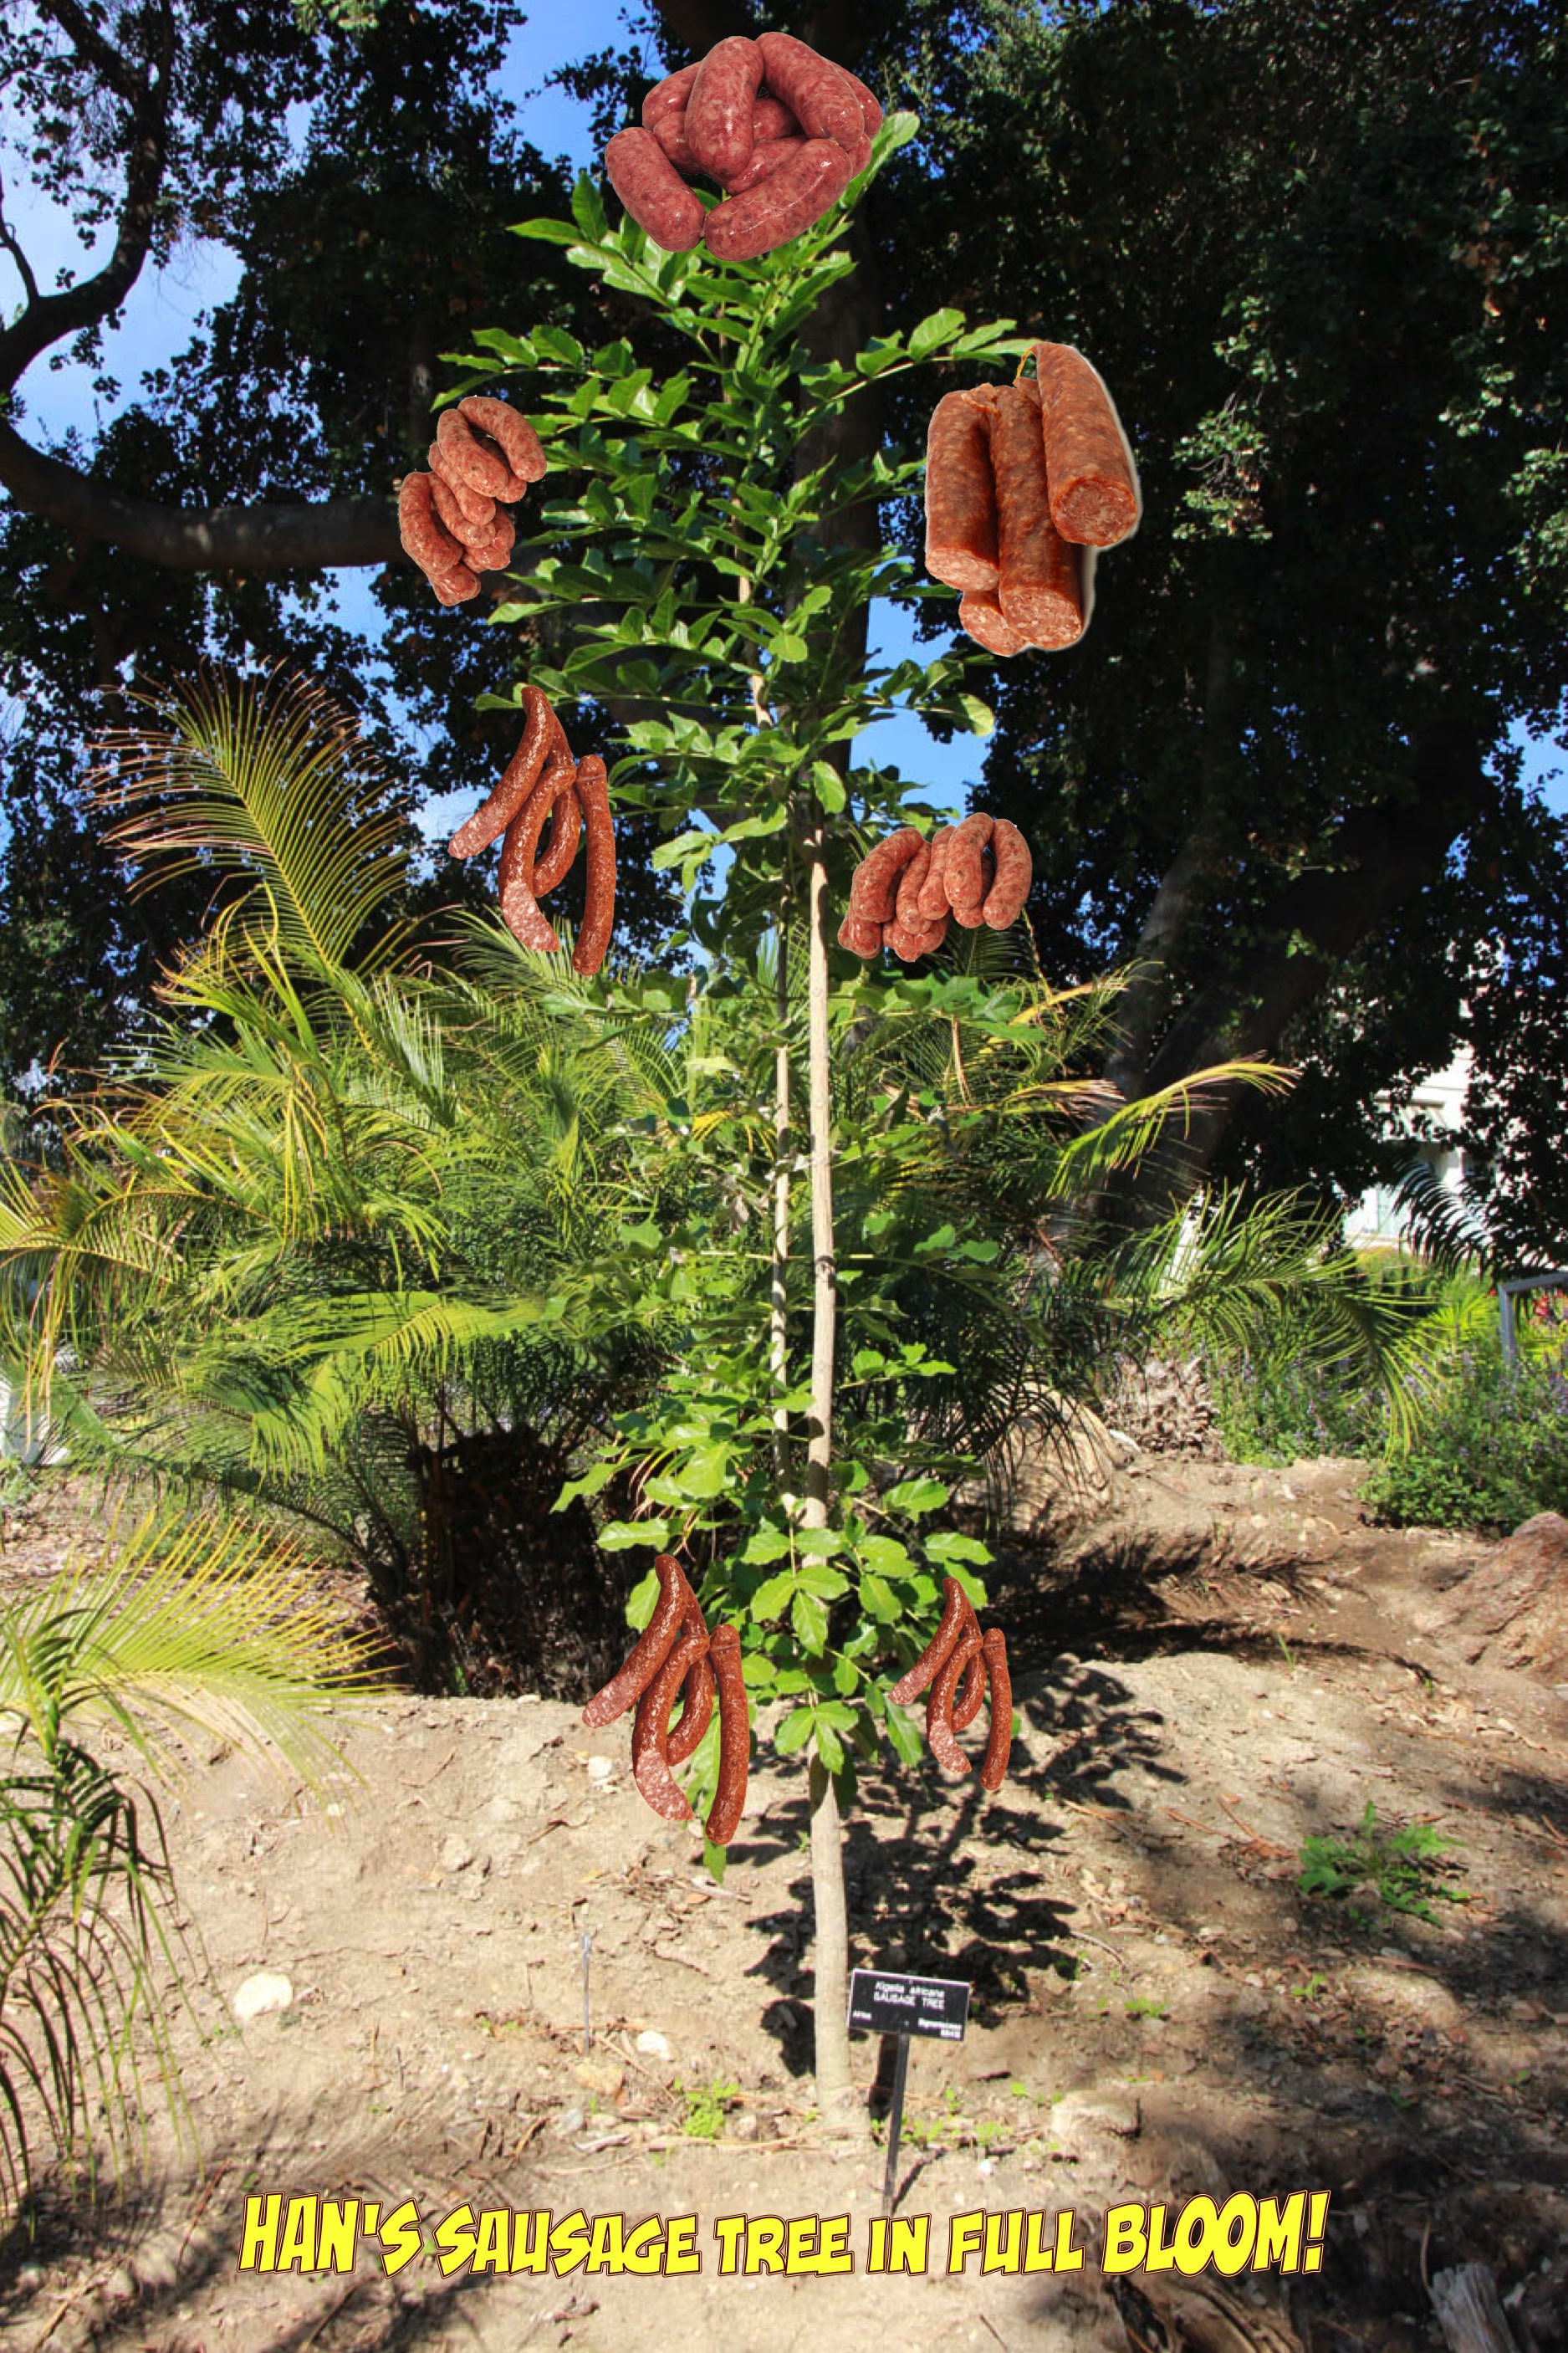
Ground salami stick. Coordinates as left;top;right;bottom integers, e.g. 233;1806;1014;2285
531;778;582;896
992;387;1085;648
704;1624;750;1845
888;1576;969;1706
498;765;576;951
925;392;1000;592
1031;342;1140;548
978;1628;1013;1793
448;687;555;860
958;588;1031;658
848;826;924;923
631;1629;711;1820
927;1623;983;1775
952;1645;987;1732
667;1583;714;1764
570;754;616;977
582;1554;693;1727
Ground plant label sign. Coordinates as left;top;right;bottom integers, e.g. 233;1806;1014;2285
847;1968;970;2043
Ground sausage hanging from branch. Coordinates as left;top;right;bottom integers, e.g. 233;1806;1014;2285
837;818;1033;960
582;1556;751;1845
448;687;617;974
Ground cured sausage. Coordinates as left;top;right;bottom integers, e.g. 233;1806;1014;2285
498;762;579;951
991;386;1085;648
983;819;1032;928
605;126;706;253
582;1555;694;1727
1032;342;1140;548
398;473;467;586
927;1623;983;1775
915;825;957;921
888;1577;969;1706
925;392;1000;593
754;31;864;146
531;777;582;896
951;1643;987;1732
631;1629;710;1820
894;839;932;928
848;826;923;923
570;755;615;977
686;35;765;184
434;406;531;504
978;1628;1012;1793
666;1582;714;1764
458;396;547;489
958;589;1031;657
944;812;995;926
449;687;556;860
703;135;858;262
837;910;882;959
704;1624;750;1844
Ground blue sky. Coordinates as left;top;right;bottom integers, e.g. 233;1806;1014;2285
3;0;1560;830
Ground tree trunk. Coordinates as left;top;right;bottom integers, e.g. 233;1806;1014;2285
771;906;792;1489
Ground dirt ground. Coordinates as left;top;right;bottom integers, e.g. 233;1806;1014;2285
1;1455;1565;2353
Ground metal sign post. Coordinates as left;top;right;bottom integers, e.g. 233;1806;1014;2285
848;1967;972;2218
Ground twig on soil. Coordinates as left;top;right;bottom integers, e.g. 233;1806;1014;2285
298;2282;360;2347
652;1943;712;1977
978;2315;1012;2353
180;2160;232;2263
401;1745;457;1788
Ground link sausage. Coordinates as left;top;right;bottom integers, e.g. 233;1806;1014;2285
915;824;957;921
884;913;947;961
943;812;995;925
398;473;467;585
428;468;494;545
983;818;1032;928
605;126;707;252
848;826;924;923
641;60;699;132
837;909;883;958
531;777;582;896
570;754;616;976
718;136;807;197
1032;341;1140;548
927;1623;983;1774
686;35;765;184
704;1624;750;1844
888;1576;969;1706
666;1579;714;1764
449;686;555;860
894;839;932;928
925;392;1000;592
458;395;547;488
978;1628;1012;1793
631;1629;710;1819
992;386;1085;648
435;406;532;503
754;32;864;146
582;1554;693;1727
498;762;578;951
704;134;857;261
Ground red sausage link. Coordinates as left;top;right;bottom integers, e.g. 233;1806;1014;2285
426;442;496;526
582;1554;692;1726
992;386;1085;648
434;406;531;503
718;136;806;197
1032;342;1140;548
651;112;702;176
755;32;864;145
978;1628;1012;1793
840;64;884;136
570;754;616;976
944;812;996;925
951;1643;987;1732
429;565;480;606
461;511;516;573
458;396;547;489
983;819;1032;928
927;1624;983;1774
915;825;957;921
837;909;882;958
884;914;947;961
531;775;582;896
687;35;765;184
631;1629;710;1820
703;135;857;261
498;763;577;951
641;60;699;132
894;839;932;927
848;826;924;923
888;1576;968;1705
428;468;494;545
605;126;706;253
449;686;555;860
667;1580;714;1764
752;95;799;142
958;588;1031;657
398;473;467;583
704;1624;750;1845
925;392;1000;592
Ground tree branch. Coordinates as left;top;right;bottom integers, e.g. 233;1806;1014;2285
0;418;400;570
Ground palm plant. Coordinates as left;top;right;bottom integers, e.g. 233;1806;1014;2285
0;1501;377;2218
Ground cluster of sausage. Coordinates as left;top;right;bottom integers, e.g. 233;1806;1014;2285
398;396;547;606
582;1556;749;1844
605;33;881;263
450;684;615;973
837;813;1032;960
926;343;1141;657
889;1578;1013;1793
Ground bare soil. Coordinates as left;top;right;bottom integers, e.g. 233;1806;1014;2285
1;1456;1565;2353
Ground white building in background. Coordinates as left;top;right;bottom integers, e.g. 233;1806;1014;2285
1343;1044;1474;1250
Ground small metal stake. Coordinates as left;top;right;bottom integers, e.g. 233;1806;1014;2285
580;1931;593;2054
881;2033;911;2217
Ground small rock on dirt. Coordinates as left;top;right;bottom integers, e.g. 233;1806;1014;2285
232;1971;293;2023
438;1835;474;1874
635;2030;672;2059
574;2058;625;2097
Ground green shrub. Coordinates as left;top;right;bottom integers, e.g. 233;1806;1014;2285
1208;1331;1387;1464
1297;1803;1466;1923
1363;1348;1568;1532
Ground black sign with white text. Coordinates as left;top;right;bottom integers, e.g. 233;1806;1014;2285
847;1968;970;2042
